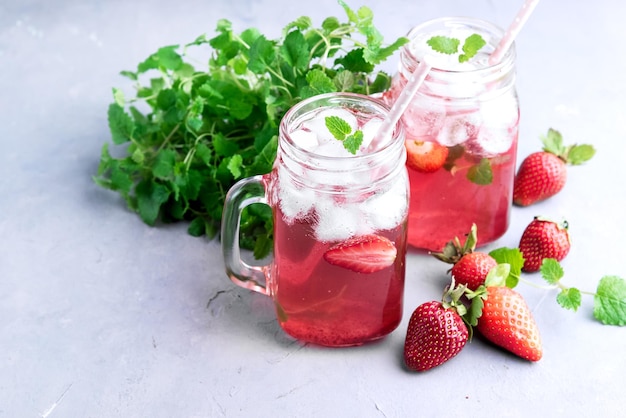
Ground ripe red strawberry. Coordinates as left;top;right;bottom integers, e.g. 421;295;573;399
431;223;496;290
405;139;449;173
451;252;497;290
475;286;543;361
323;234;397;274
518;217;571;272
513;128;595;206
404;282;469;371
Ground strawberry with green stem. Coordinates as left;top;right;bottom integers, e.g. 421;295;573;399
404;278;470;371
513;128;595;206
465;264;543;362
431;223;497;290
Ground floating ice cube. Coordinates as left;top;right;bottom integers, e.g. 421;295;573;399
289;128;319;152
401;97;446;140
467;126;516;157
466;95;518;157
360;118;384;151
314;199;371;242
362;178;409;231
314;139;352;158
277;167;316;223
436;110;480;147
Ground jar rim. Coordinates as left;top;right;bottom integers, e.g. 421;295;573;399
279;92;405;164
403;16;516;75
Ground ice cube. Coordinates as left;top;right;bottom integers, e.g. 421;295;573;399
362;178;409;231
289;128;318;152
466;95;518;157
401;97;446;140
360;118;384;151
314;139;352;158
314;199;371;242
436;110;480;147
277;167;316;222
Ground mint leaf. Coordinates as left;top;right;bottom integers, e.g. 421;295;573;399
227;154;243;179
281;29;309;72
107;103;134;145
156;45;183;70
467;158;493;185
301;69;336;98
540;258;565;285
343;130;363;155
325;116;352;141
593;276;626;326
153;149;177;180
136;179;171;226
459;34;486;63
557;287;582;311
488;247;524;288
427;36;459;55
247;35;276;74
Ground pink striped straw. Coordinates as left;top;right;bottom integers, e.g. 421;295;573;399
489;0;541;65
370;58;432;151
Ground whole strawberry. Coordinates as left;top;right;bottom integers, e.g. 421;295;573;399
475;286;543;361
432;223;497;290
465;265;543;362
405;139;449;173
404;282;469;371
519;216;571;272
513;128;595;206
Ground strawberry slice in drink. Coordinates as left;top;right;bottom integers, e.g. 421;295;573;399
323;234;397;273
405;139;449;173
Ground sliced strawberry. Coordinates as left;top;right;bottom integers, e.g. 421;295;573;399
405;139;449;173
323;234;397;273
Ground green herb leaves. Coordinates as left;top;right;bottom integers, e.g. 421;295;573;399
325;116;364;154
427;33;486;63
94;1;407;259
539;259;626;326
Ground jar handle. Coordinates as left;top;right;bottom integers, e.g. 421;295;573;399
221;175;271;296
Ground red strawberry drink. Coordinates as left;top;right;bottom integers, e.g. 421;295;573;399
383;17;520;251
222;93;409;347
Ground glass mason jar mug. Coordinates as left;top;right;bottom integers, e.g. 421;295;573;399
221;93;409;347
383;17;520;252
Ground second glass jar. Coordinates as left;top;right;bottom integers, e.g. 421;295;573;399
383;16;520;252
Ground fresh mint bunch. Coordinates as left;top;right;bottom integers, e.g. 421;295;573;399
94;0;408;259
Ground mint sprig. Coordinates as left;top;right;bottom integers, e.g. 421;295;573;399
325;115;364;155
427;33;486;63
539;258;626;326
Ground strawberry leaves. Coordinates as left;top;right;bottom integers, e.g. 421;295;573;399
541;128;596;164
